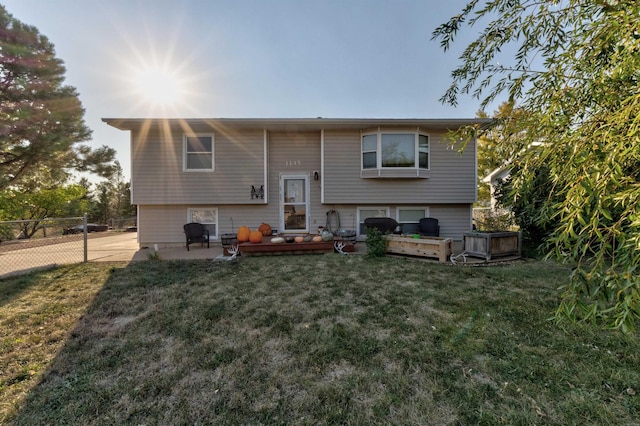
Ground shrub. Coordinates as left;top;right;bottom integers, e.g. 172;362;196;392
365;226;386;258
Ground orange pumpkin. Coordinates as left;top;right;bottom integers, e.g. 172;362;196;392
312;235;323;243
249;230;264;243
237;226;251;242
258;223;272;236
294;236;304;243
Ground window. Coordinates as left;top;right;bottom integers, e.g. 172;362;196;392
188;208;217;239
184;134;214;171
357;207;390;236
418;135;429;169
382;134;416;167
362;134;377;169
396;207;430;234
361;131;429;178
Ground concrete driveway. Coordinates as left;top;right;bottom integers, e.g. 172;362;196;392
0;232;225;279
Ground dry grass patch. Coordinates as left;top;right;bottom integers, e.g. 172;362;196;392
1;255;639;424
0;264;115;421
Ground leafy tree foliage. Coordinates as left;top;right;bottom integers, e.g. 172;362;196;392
478;102;557;251
495;163;560;255
434;0;640;331
0;5;116;190
476;101;527;205
0;183;89;238
90;161;135;224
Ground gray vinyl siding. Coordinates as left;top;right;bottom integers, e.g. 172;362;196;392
139;204;277;247
428;204;473;241
322;130;476;204
309;204;472;241
139;203;472;247
131;124;265;205
130;123;477;247
268;132;323;231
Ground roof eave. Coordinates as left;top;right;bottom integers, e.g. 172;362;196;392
102;117;493;132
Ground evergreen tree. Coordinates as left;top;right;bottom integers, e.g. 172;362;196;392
0;5;116;190
90;182;110;224
87;162;136;226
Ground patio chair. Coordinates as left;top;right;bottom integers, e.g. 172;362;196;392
418;217;440;237
183;222;210;251
364;217;402;235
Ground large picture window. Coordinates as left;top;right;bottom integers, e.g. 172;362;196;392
361;131;429;178
187;208;217;239
381;134;416;167
184;134;214;171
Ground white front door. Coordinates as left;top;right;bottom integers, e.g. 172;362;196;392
280;174;309;233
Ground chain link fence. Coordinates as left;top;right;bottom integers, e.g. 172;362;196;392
109;216;137;232
0;215;134;279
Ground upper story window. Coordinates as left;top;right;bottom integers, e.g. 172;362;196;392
361;131;429;178
184;134;214;171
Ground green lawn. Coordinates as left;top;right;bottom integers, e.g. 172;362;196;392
1;255;638;424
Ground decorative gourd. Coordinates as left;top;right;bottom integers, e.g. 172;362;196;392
237;226;251;242
312;235;323;243
303;235;313;242
249;230;263;243
294;236;304;243
270;237;284;244
321;230;334;241
258;223;272;236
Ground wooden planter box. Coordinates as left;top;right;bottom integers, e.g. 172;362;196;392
384;235;453;262
463;231;521;261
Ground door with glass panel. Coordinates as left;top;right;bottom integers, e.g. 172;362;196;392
280;175;309;233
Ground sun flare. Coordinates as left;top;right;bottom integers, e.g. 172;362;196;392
133;66;184;106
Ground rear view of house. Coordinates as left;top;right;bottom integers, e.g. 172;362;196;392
102;118;486;248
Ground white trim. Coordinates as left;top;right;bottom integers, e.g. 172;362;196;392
129;134;134;204
320;129;325;204
183;133;215;172
187;207;218;239
279;174;310;233
263;129;269;204
360;130;430;178
473;134;478;203
105;117;491;132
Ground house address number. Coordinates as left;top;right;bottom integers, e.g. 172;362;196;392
285;160;302;166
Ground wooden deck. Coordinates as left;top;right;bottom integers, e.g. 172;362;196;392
237;237;355;256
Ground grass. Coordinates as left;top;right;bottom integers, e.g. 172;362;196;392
1;255;639;424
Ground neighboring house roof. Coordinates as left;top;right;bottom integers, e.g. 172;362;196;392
481;141;543;184
482;164;511;184
102;117;492;132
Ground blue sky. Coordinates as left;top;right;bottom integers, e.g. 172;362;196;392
3;0;496;181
